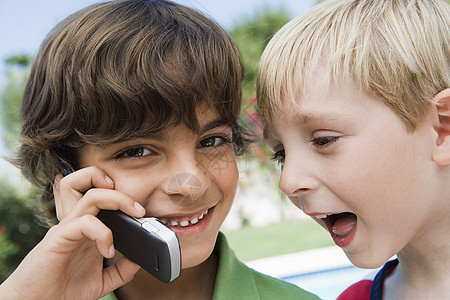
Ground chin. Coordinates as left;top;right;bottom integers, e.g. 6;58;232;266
349;259;386;270
180;238;216;269
345;250;392;270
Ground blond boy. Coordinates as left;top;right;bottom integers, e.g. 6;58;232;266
257;0;450;299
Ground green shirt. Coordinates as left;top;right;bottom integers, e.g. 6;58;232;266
212;232;319;300
105;232;319;299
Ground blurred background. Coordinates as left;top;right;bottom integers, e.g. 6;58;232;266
0;0;327;283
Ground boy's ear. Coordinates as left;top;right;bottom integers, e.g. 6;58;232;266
432;88;450;165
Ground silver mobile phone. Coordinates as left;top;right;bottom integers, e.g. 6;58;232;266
97;210;181;283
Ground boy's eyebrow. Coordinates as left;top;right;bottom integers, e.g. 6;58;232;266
263;112;356;140
199;118;232;135
94;131;166;149
293;113;343;126
95;119;231;149
294;111;359;127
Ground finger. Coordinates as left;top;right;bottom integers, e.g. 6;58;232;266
62;189;145;223
60;166;115;194
54;174;64;221
101;257;140;296
54;214;115;258
56;166;115;220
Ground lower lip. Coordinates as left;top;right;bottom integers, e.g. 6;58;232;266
167;207;215;237
329;223;357;248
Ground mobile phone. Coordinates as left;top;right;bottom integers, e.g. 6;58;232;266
97;210;181;283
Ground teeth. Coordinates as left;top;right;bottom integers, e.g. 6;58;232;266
159;208;209;227
315;214;330;219
179;220;189;227
199;209;208;220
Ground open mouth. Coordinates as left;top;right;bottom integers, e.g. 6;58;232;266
316;212;357;247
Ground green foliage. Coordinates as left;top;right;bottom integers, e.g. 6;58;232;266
0;234;19;281
230;8;290;103
1;54;31;150
5;55;32;68
0;54;45;282
0;180;46;282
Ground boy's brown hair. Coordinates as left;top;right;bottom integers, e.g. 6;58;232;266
14;0;248;225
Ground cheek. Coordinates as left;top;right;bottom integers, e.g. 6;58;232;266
330;136;426;221
219;161;239;205
208;151;239;195
112;173;158;203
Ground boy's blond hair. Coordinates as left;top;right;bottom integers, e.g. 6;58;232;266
257;0;450;130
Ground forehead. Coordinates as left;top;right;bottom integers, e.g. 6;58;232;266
263;71;343;122
97;103;227;146
263;77;371;140
196;103;220;121
149;107;231;142
260;61;334;123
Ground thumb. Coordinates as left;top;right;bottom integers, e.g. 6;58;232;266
101;257;140;296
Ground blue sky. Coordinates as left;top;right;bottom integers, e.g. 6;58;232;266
0;0;316;88
0;0;316;173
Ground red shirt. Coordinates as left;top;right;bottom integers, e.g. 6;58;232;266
337;259;398;300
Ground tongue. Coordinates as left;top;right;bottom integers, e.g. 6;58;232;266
332;213;357;237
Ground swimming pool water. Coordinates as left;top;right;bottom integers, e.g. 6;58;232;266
282;265;378;300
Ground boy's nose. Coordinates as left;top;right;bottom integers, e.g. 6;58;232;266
278;152;319;198
164;153;211;207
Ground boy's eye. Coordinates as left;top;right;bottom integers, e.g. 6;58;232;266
197;136;231;149
116;146;153;159
271;149;285;166
311;136;339;148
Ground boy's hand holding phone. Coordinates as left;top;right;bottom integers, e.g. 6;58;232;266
56;165;181;283
0;167;145;300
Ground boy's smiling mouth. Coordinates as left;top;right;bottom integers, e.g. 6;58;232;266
315;212;357;247
156;206;215;237
158;208;210;227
